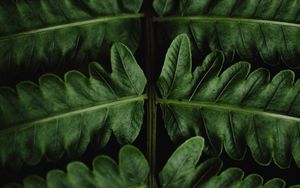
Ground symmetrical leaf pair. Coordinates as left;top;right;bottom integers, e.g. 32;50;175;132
8;137;299;188
3;34;300;187
2;0;300;187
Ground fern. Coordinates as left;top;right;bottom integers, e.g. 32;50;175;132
5;145;149;188
158;34;300;169
6;137;299;188
153;0;300;68
160;137;299;188
0;43;146;168
0;0;142;83
199;168;298;188
1;0;300;187
159;137;222;188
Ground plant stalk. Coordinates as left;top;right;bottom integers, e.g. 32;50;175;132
144;0;158;187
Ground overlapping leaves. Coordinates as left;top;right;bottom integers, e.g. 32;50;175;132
158;34;300;169
154;0;300;68
0;43;146;168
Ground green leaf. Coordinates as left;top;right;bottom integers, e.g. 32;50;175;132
159;136;222;188
154;0;300;68
5;144;149;188
0;43;147;168
0;0;142;81
153;0;174;16
159;137;299;188
199;168;289;188
158;34;300;169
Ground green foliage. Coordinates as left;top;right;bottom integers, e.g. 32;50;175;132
0;43;146;168
154;0;300;68
0;0;142;79
8;137;299;188
159;137;222;188
2;0;300;187
200;168;288;188
159;137;298;188
153;0;173;16
158;34;300;169
5;145;149;188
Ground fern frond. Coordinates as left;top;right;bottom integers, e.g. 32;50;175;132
0;43;147;168
158;34;300;168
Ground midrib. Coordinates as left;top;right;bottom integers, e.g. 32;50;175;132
0;95;146;135
158;98;300;122
154;16;300;28
0;13;143;42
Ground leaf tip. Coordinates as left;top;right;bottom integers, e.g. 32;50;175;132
174;33;190;46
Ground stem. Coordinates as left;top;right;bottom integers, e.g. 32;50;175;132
158;98;300;122
144;0;158;187
147;87;158;188
0;95;147;135
0;14;144;41
154;16;300;28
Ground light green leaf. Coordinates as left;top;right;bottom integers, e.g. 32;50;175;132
158;34;300;169
0;0;143;83
159;136;222;188
154;0;300;68
5;144;149;188
0;43;147;168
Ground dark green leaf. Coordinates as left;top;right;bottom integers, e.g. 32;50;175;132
159;137;299;188
159;136;222;188
5;144;149;188
0;0;142;81
158;34;300;168
154;0;300;68
0;43;147;168
153;0;174;16
199;168;288;188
